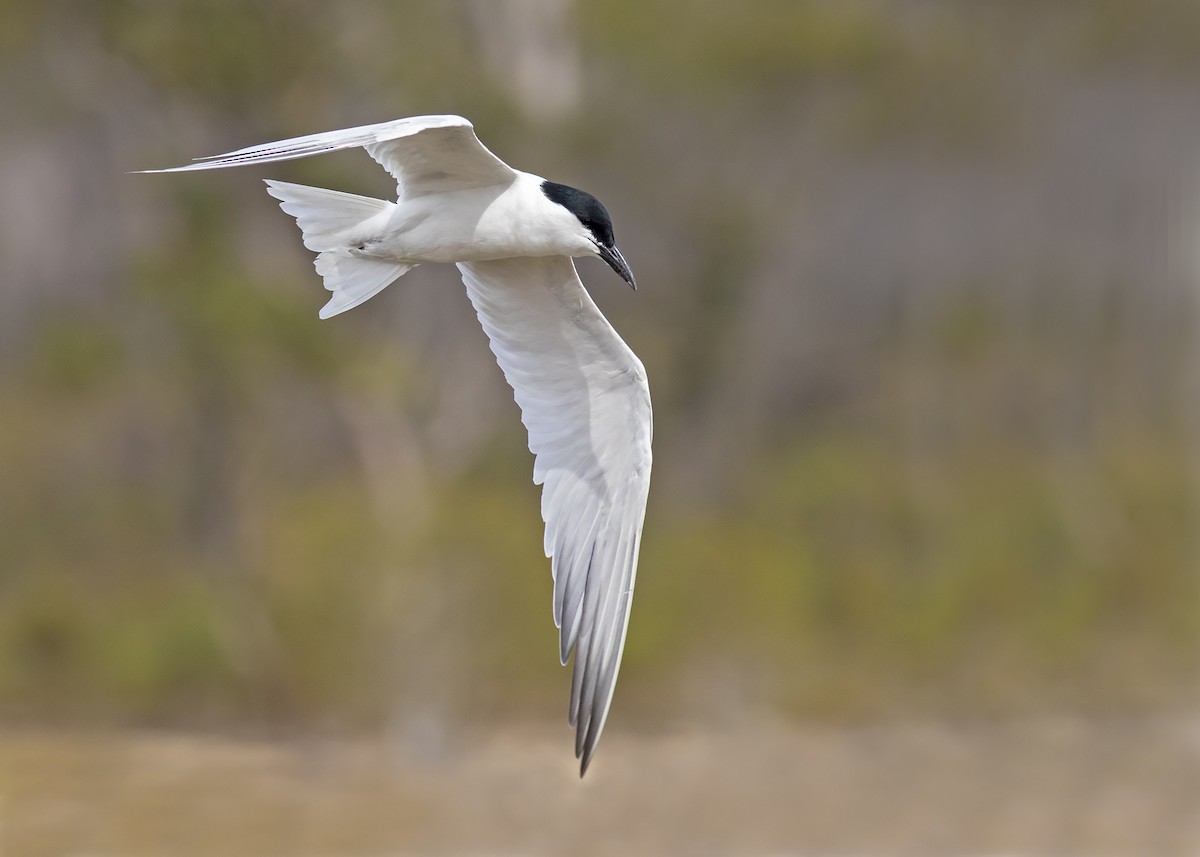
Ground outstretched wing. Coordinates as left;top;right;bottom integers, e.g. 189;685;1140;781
138;115;516;198
458;256;653;776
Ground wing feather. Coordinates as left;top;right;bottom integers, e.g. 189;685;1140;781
457;256;652;776
139;115;516;197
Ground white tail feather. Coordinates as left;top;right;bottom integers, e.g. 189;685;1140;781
314;252;412;319
265;179;391;250
264;179;411;318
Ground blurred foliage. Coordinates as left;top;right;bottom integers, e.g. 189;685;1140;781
2;317;1193;726
580;0;898;94
0;0;1196;736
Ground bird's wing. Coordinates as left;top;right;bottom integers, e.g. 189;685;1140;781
457;256;653;776
138;115;516;197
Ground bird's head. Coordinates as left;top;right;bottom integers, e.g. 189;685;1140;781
541;181;636;290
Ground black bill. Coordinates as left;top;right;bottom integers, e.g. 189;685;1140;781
598;243;637;290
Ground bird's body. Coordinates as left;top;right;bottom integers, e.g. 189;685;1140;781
141;115;651;775
310;174;592;264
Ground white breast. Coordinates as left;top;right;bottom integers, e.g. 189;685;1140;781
375;172;593;265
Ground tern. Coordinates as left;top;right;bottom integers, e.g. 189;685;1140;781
141;115;652;775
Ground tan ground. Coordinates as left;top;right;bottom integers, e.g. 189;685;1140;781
1;717;1197;856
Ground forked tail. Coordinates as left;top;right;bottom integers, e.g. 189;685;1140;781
264;180;412;318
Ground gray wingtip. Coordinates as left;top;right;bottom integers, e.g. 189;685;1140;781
129;163;209;174
577;732;601;777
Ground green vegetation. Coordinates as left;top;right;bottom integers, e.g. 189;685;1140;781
0;1;1196;733
2;309;1193;726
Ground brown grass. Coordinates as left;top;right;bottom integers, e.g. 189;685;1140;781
2;717;1197;856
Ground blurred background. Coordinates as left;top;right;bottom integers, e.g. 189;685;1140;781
2;0;1199;854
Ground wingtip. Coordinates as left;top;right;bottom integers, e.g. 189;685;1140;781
128;164;204;175
578;742;597;777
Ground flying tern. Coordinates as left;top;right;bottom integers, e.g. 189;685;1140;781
141;115;652;775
